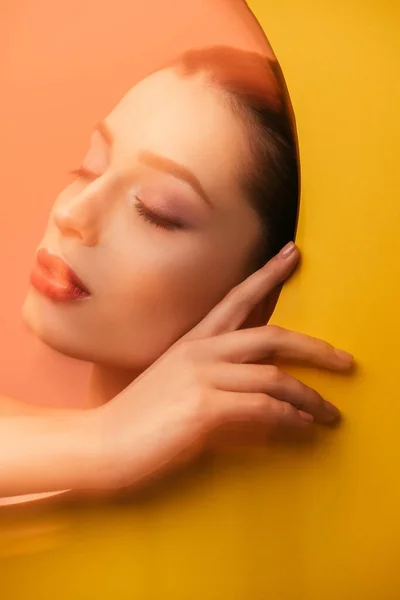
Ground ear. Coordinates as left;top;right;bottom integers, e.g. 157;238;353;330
240;285;282;329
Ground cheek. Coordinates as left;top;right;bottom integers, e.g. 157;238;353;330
105;244;203;317
100;235;232;337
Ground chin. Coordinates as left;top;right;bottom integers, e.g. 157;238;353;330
22;288;95;363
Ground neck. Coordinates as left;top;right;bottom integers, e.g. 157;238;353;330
87;363;141;407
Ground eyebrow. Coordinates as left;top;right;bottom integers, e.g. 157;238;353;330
95;119;212;208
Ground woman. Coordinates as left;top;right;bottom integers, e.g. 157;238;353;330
0;46;353;500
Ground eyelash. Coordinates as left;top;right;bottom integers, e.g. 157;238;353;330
69;167;98;181
70;167;183;231
135;201;183;231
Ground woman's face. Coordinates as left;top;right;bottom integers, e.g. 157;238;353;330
22;67;262;370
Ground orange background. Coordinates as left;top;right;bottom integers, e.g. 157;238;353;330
0;0;273;408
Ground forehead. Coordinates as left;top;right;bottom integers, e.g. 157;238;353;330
105;68;248;202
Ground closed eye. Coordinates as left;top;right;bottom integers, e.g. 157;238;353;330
135;201;184;231
69;167;99;182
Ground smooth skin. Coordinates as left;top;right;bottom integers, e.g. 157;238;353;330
0;243;353;498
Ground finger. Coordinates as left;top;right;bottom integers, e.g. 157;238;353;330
207;325;354;370
183;242;299;341
210;362;340;424
206;390;311;430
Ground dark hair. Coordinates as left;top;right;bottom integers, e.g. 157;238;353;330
170;46;300;270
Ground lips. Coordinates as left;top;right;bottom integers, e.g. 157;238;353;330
30;248;90;302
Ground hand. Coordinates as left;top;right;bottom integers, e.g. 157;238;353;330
95;242;354;490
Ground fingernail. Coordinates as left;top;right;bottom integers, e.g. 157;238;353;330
298;410;314;423
280;242;297;258
324;400;341;421
334;349;354;364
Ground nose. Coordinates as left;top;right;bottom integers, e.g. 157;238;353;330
52;181;105;247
